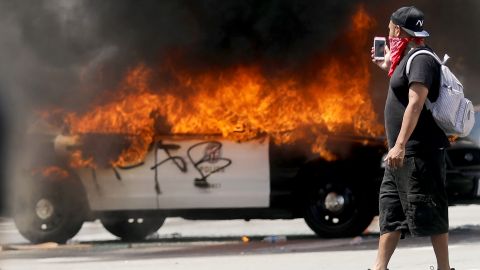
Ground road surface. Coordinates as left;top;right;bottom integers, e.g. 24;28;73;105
1;205;480;270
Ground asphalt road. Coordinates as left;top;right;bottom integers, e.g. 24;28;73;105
1;205;480;270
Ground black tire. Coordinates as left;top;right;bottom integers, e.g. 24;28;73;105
100;216;165;241
13;177;86;244
303;180;376;238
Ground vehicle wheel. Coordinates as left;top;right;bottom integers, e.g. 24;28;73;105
100;216;165;241
13;178;86;244
303;181;376;238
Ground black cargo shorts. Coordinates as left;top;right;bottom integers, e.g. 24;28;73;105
379;148;449;237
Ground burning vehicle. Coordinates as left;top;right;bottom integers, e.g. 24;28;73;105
14;117;480;244
16;129;386;243
9;5;480;244
13;9;390;243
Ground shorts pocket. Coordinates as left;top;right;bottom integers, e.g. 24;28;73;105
407;194;436;229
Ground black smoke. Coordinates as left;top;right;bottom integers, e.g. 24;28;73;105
0;0;362;112
1;0;479;113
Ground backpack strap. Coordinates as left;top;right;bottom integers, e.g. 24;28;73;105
405;49;450;75
405;50;450;111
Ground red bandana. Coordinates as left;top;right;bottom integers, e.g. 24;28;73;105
388;36;424;77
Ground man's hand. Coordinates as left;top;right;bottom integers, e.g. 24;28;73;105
371;44;391;72
384;143;405;169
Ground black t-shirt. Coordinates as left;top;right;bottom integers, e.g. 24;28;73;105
384;46;450;155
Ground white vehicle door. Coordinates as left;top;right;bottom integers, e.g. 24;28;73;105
75;136;270;210
75;161;160;211
150;136;270;209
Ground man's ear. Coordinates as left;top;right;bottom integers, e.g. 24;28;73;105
394;25;402;37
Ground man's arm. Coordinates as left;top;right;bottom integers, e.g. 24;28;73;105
384;82;429;168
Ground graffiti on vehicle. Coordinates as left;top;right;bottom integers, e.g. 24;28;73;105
150;141;187;194
187;141;232;188
146;140;232;192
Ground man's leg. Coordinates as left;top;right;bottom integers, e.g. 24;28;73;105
375;164;406;270
431;233;450;270
372;230;401;270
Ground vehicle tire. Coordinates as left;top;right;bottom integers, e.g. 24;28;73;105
100;216;166;241
13;177;86;244
303;179;376;238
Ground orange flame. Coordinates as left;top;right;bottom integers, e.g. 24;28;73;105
32;166;70;179
57;7;382;167
69;150;95;168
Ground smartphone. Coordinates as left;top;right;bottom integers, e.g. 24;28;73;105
373;37;386;60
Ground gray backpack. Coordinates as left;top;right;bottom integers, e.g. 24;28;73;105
406;50;475;137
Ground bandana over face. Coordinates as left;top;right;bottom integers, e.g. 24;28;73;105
388;36;424;77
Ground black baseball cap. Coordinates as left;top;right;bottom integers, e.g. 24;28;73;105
391;6;429;37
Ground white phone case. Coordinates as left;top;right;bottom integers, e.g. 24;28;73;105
373;37;386;60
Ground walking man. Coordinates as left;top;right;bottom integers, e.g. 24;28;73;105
370;6;453;270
